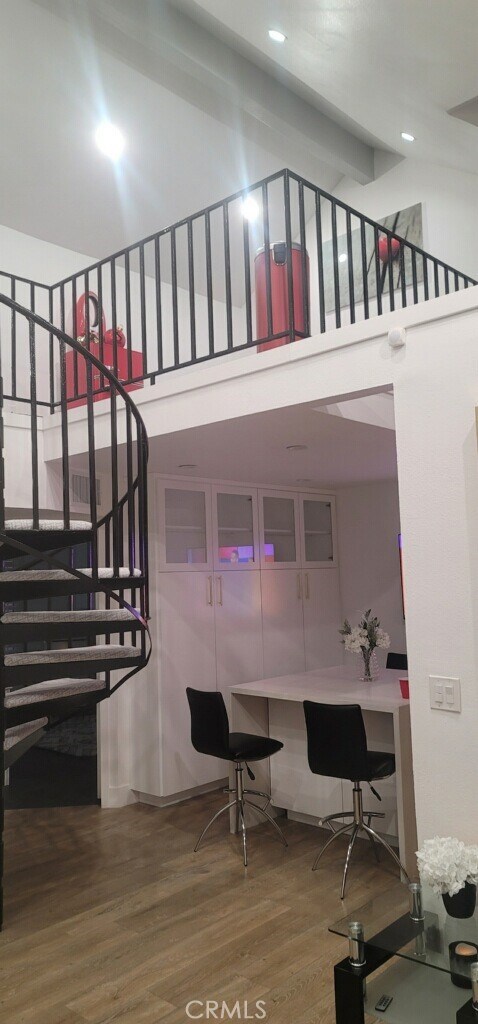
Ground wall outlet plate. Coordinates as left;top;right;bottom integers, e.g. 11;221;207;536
429;675;461;712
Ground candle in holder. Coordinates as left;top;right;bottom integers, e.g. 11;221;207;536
449;941;478;987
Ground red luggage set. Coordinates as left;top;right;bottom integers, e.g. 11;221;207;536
66;241;320;408
65;292;143;408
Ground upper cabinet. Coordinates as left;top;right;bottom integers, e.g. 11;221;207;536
212;486;259;571
299;493;338;568
259;490;302;570
159;481;212;571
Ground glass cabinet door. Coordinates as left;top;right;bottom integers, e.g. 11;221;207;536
159;482;211;570
212;487;258;570
259;490;301;569
300;493;337;567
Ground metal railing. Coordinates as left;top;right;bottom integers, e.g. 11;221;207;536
0;169;476;408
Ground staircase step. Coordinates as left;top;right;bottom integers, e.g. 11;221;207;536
5;677;106;707
4;718;48;768
4;519;92;531
5;644;139;667
0;568;144;599
0;608;142;641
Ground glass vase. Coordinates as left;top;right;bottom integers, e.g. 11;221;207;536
360;650;379;682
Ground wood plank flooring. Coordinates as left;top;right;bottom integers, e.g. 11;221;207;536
0;790;400;1023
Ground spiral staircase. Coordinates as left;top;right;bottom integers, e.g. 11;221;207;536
0;294;150;928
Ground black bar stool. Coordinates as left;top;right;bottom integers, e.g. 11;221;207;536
303;700;409;898
186;687;288;866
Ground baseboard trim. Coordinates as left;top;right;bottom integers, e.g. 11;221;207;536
133;777;228;808
101;785;139;808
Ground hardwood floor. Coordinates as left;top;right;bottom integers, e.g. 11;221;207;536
1;790;400;1023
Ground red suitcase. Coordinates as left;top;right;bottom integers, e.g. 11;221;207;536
255;241;309;352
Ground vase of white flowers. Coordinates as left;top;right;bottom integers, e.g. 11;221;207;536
417;836;478;918
339;610;390;682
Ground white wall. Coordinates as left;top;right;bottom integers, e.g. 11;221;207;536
336;479;406;669
335;157;478;282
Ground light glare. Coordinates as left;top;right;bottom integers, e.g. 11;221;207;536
401;131;415;143
241;196;260;222
95;122;126;161
268;29;286;42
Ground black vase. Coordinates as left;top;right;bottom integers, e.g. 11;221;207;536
442;882;477;919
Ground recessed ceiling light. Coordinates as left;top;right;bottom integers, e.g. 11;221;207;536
286;444;308;452
241;196;260;222
95;121;125;161
338;253;348;263
178;463;197;469
268;28;286;43
401;131;415;143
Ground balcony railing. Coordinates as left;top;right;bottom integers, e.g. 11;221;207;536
0;168;476;409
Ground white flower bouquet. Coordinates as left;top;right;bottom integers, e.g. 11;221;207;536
339;609;390;681
416;836;478;896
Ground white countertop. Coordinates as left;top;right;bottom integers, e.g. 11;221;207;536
230;664;407;713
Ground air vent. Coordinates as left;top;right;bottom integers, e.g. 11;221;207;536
71;474;101;507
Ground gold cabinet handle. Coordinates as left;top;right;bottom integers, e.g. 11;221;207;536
305;572;310;600
297;573;302;599
207;575;213;605
216;575;223;606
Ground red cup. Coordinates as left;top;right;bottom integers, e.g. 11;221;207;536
399;678;409;699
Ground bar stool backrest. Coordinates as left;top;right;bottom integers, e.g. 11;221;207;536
186;687;230;759
386;652;408;670
303;701;370;782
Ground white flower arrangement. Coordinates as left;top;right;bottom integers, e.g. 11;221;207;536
416;836;478;896
339;611;390;681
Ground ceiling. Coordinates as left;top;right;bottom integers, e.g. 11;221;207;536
175;0;478;178
136;397;398;489
2;0;477;271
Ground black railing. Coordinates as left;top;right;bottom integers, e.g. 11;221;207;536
0;169;476;408
0;294;149;639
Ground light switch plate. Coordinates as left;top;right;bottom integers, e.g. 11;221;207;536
429;675;461;712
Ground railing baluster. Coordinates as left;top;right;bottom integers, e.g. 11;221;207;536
412;250;419;303
315;194;326;332
205;212;214;355
86;353;98;580
154;236;163;374
454;270;459;292
434;260;440;298
29;285;39;529
59;282;70;528
188;220;197;360
298;180;310;336
360;219;369;321
222;204;233;350
423;256;429;301
345;209;355;324
125;250;133;380
444;266;450;295
97;265;105;394
126;404;135;577
110;260;118;379
262;184;273;338
139;243;147;375
171;229;180;366
284;172;297;340
400;244;407;308
48;287;55;412
374;225;383;316
10;278;16;401
71;276;78;401
110;381;119;576
330;200;341;329
242;208;253;345
387;236;395;312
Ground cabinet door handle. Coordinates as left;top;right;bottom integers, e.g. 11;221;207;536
297;573;302;599
305;572;310;600
216;575;223;606
207;575;213;605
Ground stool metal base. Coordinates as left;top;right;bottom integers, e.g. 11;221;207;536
194;763;287;867
313;781;410;899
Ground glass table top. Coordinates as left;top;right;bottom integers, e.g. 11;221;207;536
330;882;478;980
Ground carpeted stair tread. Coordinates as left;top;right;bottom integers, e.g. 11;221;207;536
0;567;142;582
5;645;140;666
4;519;92;531
4;719;48;750
5;678;106;707
1;609;137;624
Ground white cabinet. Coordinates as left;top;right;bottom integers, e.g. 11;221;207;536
259;490;301;569
212;486;259;571
214;571;263;711
302;568;343;670
158;481;212;571
299;493;338;568
261;570;306;678
158;571;220;796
